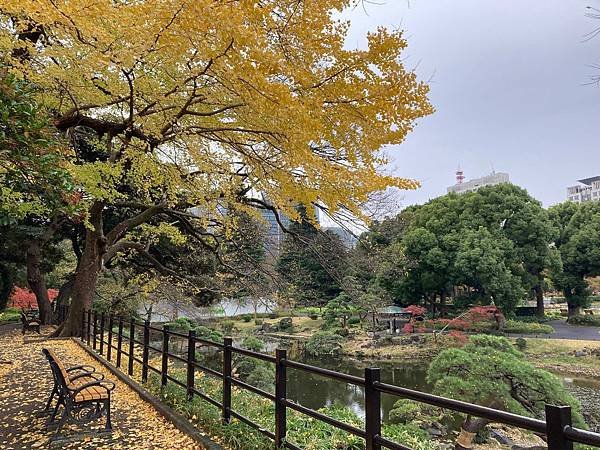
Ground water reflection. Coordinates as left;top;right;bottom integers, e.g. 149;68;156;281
286;356;429;421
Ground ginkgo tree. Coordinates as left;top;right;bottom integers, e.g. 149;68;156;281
0;0;432;335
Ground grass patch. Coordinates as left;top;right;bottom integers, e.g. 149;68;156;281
0;307;20;325
519;338;600;374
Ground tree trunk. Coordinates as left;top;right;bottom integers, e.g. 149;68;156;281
534;283;544;317
567;302;581;318
55;276;75;309
455;415;491;450
26;241;53;324
0;264;13;310
440;291;447;318
60;203;105;336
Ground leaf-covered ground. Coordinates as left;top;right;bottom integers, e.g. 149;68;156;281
0;327;203;449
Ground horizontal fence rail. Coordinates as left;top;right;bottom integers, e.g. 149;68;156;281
65;308;600;450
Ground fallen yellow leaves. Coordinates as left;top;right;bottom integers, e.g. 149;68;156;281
0;329;207;449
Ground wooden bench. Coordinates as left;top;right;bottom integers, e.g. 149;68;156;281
20;311;40;335
42;348;115;439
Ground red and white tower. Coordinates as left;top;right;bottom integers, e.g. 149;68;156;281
455;166;465;184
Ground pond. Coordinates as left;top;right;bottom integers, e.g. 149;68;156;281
195;337;430;422
286;356;430;422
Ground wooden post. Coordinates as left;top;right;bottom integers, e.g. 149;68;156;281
161;325;169;387
275;348;287;448
365;367;382;450
116;317;124;368
186;330;196;400
92;312;98;350
128;319;135;376
81;310;86;342
99;312;105;355
107;314;114;361
86;310;91;346
142;320;150;383
222;337;233;423
545;405;573;450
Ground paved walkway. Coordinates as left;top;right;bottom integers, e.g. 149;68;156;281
547;320;600;341
0;328;203;449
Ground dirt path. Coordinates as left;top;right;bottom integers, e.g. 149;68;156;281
0;328;203;449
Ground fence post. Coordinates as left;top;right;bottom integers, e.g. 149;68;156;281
545;405;573;450
365;367;382;450
275;348;287;448
107;314;114;361
99;312;105;355
222;337;233;424
142;320;150;383
128;319;135;376
81;310;86;342
92;312;98;350
86;310;91;346
187;329;196;401
116;317;124;368
161;325;170;387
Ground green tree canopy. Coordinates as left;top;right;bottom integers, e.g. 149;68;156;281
550;201;600;315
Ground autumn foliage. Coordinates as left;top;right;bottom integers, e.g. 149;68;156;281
426;305;504;332
9;286;58;309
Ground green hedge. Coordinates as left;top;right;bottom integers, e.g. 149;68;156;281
567;315;600;327
502;320;554;335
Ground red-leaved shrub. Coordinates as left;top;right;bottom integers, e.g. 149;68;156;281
9;287;58;309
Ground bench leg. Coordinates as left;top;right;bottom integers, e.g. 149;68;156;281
104;398;112;431
48;397;64;425
43;386;57;411
51;405;69;439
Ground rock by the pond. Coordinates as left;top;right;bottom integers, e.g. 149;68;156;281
261;322;275;332
489;429;512;445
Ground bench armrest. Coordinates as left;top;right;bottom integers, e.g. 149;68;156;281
66;365;96;373
71;380;116;395
69;371;104;383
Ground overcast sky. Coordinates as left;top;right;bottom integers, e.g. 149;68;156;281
344;0;600;208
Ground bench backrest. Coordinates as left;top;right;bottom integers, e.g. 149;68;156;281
42;348;70;393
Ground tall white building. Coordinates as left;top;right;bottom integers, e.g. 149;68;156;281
566;176;600;203
447;171;510;194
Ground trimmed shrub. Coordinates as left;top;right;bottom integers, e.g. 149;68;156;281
347;317;360;325
277;317;293;332
242;335;264;352
515;337;527;351
242;314;252;322
305;331;344;356
503;320;553;334
309;313;319;320
568;314;600;327
221;320;235;333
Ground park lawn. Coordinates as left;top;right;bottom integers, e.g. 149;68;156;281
0;307;20;325
520;338;600;377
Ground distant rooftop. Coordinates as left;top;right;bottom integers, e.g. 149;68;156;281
577;176;600;186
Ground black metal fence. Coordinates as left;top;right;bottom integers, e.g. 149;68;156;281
73;308;600;450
